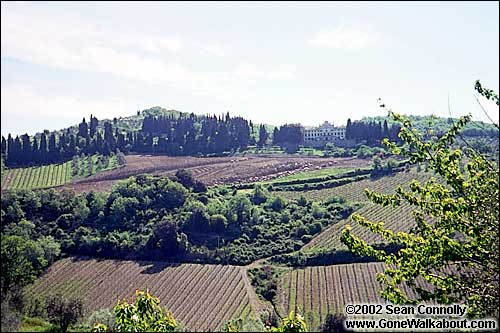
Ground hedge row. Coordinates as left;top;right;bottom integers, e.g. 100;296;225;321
271;174;371;192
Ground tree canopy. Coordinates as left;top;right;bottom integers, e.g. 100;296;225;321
341;82;499;318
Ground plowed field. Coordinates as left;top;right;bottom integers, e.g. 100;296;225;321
59;154;371;193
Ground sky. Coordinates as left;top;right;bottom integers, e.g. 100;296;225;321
1;1;499;136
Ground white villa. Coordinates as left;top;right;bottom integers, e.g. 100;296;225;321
303;121;346;146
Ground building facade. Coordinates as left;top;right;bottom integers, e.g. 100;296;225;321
303;121;346;147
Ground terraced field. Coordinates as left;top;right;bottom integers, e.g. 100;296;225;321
279;171;432;203
27;257;253;332
1;161;72;190
276;262;418;331
303;203;435;251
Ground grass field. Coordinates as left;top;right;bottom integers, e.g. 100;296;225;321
1;161;73;190
26;257;253;332
260;167;356;185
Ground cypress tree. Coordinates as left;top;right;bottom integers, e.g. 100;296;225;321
346;118;352;140
48;133;57;163
21;134;31;164
39;133;48;163
31;136;39;163
78;117;89;138
258;125;268;147
1;136;6;157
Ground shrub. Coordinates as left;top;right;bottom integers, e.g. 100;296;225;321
46;294;84;333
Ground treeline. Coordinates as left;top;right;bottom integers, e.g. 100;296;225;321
345;119;401;144
1;111;253;168
140;112;252;154
272;124;303;146
1;115;125;167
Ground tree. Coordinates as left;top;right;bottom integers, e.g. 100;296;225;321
78;117;89;138
89;114;99;138
382;119;389;139
46;293;84;333
1;235;47;293
320;313;346;332
258;124;268;147
156;179;187;210
175;169;195;188
92;290;177;332
39;133;48;163
149;218;183;257
252;184;269;205
345;119;352;140
341;82;499;318
223;311;307;332
48;133;58;162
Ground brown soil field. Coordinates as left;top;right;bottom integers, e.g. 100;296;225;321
26;256;256;332
59;154;371;193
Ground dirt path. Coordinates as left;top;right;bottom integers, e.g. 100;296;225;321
240;267;271;318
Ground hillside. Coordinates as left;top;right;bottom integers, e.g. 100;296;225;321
275;262;426;331
360;114;499;138
26;257;255;332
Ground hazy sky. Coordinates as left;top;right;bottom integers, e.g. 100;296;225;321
1;1;499;136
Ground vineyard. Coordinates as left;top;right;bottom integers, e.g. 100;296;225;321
279;171;432;203
26;257;253;332
1;154;123;191
276;262;417;331
303;203;435;252
0;161;72;191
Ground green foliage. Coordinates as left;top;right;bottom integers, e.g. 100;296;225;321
341;85;499;318
92;290;177;332
223;320;240;332
248;266;281;302
272;311;307;332
311;203;326;219
71;154;119;180
223;311;307;332
1;296;21;332
474;80;499;106
1;172;354;266
46;294;84;333
269;195;286;211
320;313;346;333
370;156;398;178
251;184;269;205
86;309;115;331
1;235;51;293
174;169;195;188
